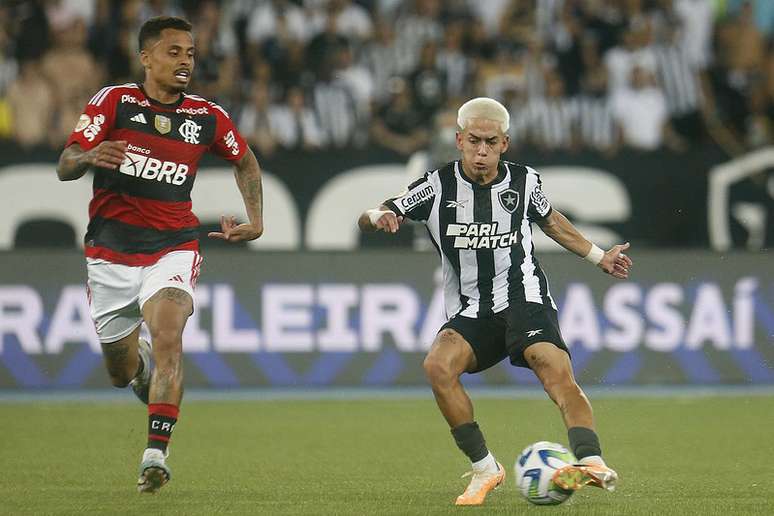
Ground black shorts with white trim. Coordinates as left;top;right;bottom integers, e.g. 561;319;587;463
440;302;569;372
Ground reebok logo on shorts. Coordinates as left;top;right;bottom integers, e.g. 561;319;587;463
526;329;543;337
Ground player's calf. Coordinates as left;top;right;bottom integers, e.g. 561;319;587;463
130;338;152;404
101;338;141;388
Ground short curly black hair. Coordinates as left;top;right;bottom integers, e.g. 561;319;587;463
138;16;192;50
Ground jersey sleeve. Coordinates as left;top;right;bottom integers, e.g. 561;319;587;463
65;86;118;150
209;102;248;161
383;172;436;222
526;168;553;221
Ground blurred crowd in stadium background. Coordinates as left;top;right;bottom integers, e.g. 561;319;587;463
0;0;772;158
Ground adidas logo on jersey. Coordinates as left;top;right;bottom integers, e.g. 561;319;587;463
130;113;147;124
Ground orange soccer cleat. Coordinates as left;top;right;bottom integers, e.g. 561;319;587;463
552;462;618;492
455;462;506;506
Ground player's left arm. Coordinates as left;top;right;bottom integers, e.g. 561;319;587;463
208;148;264;242
207;103;263;243
537;209;633;279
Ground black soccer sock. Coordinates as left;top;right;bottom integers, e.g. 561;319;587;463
568;426;602;460
148;403;179;453
451;421;489;463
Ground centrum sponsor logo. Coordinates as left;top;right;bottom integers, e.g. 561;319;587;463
400;185;434;210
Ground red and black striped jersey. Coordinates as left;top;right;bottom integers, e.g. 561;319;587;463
66;83;247;266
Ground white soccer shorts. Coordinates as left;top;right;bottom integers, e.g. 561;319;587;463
86;250;203;343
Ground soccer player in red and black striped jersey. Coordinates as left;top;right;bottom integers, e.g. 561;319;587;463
56;16;263;493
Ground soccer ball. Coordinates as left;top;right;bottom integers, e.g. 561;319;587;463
514;441;576;505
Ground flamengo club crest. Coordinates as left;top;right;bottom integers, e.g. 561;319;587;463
178;118;201;144
498;188;520;214
154;114;171;134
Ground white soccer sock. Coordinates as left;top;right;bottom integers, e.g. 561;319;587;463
142;448;165;462
471;451;498;473
579;455;606;467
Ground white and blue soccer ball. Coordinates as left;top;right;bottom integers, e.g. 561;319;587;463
514;441;576;505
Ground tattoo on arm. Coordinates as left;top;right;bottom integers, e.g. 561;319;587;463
245;176;262;212
235;150;263;225
57;145;89;181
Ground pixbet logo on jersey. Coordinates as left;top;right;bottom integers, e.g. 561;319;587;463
119;145;188;185
446;222;519;249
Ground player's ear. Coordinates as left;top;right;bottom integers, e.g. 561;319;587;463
501;134;510;154
455;130;463;151
140;49;151;69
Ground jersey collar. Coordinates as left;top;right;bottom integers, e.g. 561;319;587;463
455;160;508;189
138;84;186;109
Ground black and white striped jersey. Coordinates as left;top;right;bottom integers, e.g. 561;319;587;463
384;160;556;320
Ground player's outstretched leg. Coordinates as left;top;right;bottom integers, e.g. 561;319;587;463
423;329;505;506
136;288;191;493
525;342;618;492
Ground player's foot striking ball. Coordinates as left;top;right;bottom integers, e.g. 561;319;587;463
553;458;619;492
359;97;632;505
56;15;264;492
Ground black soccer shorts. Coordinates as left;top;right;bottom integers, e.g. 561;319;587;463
440;302;570;373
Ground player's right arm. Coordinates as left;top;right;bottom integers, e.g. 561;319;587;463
57;86;123;181
56;141;128;181
358;172;436;233
358;206;404;233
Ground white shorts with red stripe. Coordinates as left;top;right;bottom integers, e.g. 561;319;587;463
86;250;203;343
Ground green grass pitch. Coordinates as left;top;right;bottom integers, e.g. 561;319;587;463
2;395;773;515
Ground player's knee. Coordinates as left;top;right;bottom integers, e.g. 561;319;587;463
542;373;579;403
149;326;184;350
423;353;456;385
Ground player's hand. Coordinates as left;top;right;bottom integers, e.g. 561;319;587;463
598;242;632;279
207;215;263;242
83;140;127;169
373;211;404;233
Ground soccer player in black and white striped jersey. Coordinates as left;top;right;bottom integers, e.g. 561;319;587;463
359;98;631;506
